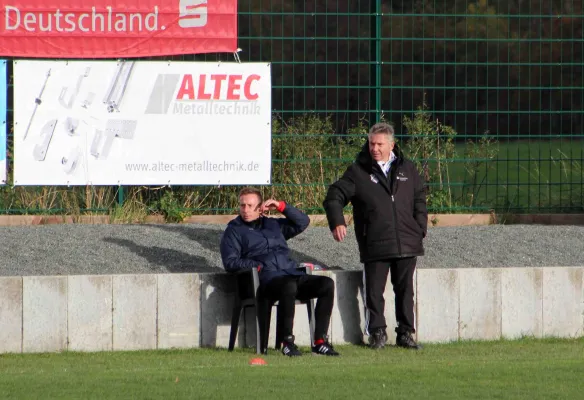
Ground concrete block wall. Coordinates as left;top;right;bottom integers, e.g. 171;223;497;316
0;267;582;354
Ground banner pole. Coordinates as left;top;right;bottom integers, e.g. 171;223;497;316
117;186;125;207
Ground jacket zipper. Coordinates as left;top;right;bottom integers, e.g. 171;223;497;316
391;194;402;256
390;166;402;256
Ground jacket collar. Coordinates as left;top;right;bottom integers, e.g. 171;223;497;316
235;215;264;229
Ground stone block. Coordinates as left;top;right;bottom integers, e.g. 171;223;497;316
459;268;502;340
22;276;67;353
112;275;157;350
157;274;200;349
501;268;543;339
328;270;365;345
200;273;243;348
416;269;459;343
0;277;23;353
542;267;583;338
68;275;113;351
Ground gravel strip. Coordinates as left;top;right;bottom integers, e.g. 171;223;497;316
0;224;583;277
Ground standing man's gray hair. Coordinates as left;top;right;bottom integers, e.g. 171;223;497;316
368;122;395;142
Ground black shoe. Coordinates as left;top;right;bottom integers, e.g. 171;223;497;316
368;328;388;349
281;335;302;357
396;332;423;350
312;336;340;356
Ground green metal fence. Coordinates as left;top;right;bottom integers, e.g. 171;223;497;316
1;0;583;218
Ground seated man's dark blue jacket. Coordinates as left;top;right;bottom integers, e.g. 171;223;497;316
220;203;310;285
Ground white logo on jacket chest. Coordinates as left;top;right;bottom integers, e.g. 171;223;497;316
397;172;408;181
370;174;379;184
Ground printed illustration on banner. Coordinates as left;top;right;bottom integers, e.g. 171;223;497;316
0;1;237;58
13;60;272;186
0;60;6;185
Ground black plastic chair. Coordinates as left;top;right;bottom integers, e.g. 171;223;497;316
228;265;316;354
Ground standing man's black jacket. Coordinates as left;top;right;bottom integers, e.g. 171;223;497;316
323;141;428;263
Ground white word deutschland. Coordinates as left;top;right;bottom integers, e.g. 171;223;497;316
3;6;160;32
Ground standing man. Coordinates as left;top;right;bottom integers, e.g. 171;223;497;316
323;122;427;350
221;187;339;357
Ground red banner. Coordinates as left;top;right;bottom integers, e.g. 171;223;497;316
0;0;238;58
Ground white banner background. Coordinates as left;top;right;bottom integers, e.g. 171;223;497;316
13;60;272;185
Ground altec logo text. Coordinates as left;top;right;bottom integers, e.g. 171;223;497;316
2;0;208;33
145;73;263;115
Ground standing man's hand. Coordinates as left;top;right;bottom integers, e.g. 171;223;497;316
332;225;347;242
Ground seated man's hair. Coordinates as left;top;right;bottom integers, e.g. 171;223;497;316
239;187;263;204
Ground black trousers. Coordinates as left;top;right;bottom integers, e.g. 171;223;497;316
258;274;334;342
363;257;417;335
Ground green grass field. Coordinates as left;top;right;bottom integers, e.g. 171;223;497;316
432;139;584;212
1;338;583;399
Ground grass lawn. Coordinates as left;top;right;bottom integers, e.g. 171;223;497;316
430;139;584;212
1;338;583;399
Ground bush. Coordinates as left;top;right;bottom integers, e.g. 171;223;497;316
0;107;512;218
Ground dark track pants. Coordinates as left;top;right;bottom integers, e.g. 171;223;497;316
363;257;417;335
259;274;334;341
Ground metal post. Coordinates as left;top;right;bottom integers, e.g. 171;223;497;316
370;0;382;125
117;186;125;206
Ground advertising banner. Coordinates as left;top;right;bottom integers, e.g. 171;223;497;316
0;60;6;185
13;60;272;186
0;0;238;58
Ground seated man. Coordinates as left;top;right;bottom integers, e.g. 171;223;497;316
220;187;339;357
